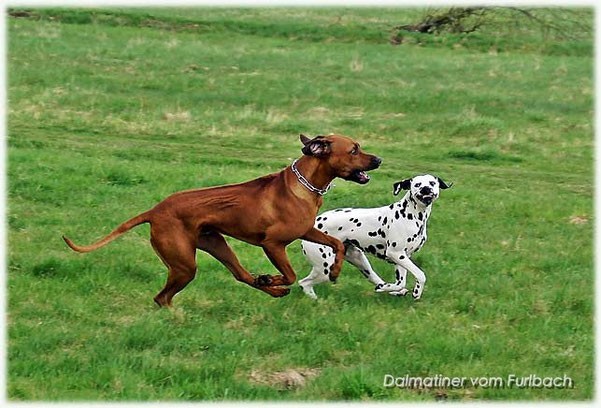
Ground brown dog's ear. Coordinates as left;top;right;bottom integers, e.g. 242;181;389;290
437;176;453;189
393;179;412;195
301;136;331;157
300;134;311;145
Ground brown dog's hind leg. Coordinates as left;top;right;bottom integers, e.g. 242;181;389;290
197;232;290;298
150;225;198;307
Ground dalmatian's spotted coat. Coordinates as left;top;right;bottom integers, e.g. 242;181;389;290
299;174;451;300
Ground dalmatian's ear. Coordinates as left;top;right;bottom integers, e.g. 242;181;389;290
393;179;412;195
437;177;453;189
300;134;331;157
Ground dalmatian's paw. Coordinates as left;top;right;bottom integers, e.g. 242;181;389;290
375;283;404;293
389;288;409;297
411;285;424;300
299;283;318;300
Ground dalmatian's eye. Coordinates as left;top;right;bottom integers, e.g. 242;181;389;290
415;182;421;187
430;181;436;186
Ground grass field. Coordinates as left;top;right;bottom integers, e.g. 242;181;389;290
7;7;594;401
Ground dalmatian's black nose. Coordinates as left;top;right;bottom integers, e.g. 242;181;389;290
420;186;432;195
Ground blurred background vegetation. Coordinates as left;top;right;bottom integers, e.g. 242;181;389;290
9;6;593;56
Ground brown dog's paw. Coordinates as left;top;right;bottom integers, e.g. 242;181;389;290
254;274;273;287
262;286;291;298
328;269;340;283
153;296;171;308
329;260;342;283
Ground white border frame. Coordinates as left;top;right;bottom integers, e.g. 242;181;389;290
1;1;597;407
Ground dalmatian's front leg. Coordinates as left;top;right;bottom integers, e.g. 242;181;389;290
375;265;408;295
388;266;410;297
377;251;426;300
344;245;386;288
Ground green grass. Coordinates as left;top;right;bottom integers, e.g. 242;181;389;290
7;7;593;401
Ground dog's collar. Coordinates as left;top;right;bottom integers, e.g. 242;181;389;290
291;159;331;196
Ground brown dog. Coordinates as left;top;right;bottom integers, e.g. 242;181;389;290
63;134;381;307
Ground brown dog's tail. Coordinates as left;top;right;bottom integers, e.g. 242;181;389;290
62;210;152;253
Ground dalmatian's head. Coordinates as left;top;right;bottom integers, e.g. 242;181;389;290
393;174;452;206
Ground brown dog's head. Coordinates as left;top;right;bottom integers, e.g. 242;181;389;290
300;134;381;184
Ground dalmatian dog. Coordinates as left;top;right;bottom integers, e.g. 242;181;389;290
299;174;451;300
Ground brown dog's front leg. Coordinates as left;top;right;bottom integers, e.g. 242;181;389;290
198;232;290;298
260;243;297;286
301;228;345;282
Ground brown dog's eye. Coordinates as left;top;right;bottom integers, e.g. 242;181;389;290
350;147;359;155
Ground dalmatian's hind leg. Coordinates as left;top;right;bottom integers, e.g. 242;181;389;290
298;242;334;299
298;266;329;299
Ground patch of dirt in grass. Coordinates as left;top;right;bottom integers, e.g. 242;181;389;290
266;108;288;124
307;106;330;117
381;112;407;119
569;215;589;225
248;367;321;390
163;111;191;121
349;54;363;72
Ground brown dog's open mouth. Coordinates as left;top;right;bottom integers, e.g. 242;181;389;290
346;169;371;184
